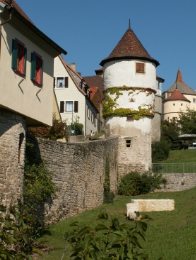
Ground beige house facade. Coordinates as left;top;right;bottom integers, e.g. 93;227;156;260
54;56;99;136
0;0;66;206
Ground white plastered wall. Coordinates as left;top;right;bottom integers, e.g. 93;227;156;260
103;59;156;173
163;100;190;121
104;59;157;90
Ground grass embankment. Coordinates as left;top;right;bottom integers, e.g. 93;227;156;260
162;149;196;163
153;149;196;173
39;187;196;260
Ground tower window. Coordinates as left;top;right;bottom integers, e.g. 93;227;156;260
136;62;145;74
125;139;131;147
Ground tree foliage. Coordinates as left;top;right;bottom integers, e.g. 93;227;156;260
178;109;196;134
161;119;180;146
64;211;148;259
118;172;165;195
28;117;68;141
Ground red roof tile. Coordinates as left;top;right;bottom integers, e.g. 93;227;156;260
84;76;104;91
100;28;159;66
164;88;190;102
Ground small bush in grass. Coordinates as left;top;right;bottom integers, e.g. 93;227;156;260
118;172;165;196
64;211;148;259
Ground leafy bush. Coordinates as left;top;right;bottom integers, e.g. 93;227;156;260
64;211;148;259
28;118;68;141
69;122;83;135
152;140;170;162
23;163;55;239
118;172;165;196
0;204;34;258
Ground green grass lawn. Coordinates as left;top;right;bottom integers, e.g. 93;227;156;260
38;187;196;260
163;149;196;163
153;149;196;173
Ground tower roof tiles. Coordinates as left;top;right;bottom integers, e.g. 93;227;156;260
100;28;159;67
164;88;190;103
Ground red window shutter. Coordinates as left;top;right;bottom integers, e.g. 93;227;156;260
35;56;43;86
18;44;25;75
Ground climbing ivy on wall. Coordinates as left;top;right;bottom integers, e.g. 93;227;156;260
103;86;155;119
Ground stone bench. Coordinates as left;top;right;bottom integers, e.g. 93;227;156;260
127;199;175;220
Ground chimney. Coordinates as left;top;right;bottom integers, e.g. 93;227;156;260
69;63;77;72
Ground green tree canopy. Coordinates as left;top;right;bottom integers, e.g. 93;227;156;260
179;109;196;134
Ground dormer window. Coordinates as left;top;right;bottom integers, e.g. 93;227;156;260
136;62;145;74
12;39;27;77
31;52;43;87
55;77;68;88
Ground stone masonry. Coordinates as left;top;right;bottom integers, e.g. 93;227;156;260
159;173;196;192
0;109;26;206
37;137;118;223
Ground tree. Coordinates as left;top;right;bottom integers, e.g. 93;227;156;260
161;119;180;146
179;109;196;134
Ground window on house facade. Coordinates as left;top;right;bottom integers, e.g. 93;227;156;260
54;77;68;88
193;98;196;103
12;39;27;77
136;62;145;74
31;52;43;86
59;101;78;113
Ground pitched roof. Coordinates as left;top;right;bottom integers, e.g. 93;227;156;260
0;0;67;55
84;76;104;111
167;70;196;95
164;88;190;103
84;76;104;91
100;28;159;66
59;56;86;96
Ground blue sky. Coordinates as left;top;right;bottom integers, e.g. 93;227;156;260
17;0;196;91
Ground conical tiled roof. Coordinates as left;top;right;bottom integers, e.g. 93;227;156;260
167;70;196;95
164;88;190;103
100;28;159;66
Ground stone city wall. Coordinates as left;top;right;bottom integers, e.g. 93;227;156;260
0;109;26;206
160;173;196;192
37;137;118;223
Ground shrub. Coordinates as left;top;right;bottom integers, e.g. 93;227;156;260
64;211;148;259
152;140;170;162
28;118;68;141
118;172;165;196
0;204;34;258
69;122;83;135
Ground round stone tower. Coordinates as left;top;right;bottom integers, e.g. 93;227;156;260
100;24;159;177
